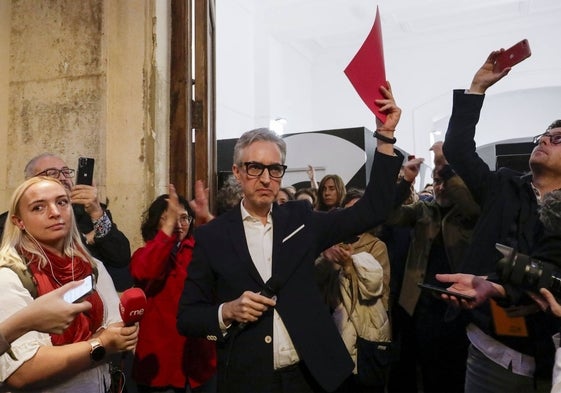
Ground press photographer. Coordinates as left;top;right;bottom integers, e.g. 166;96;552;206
435;189;561;308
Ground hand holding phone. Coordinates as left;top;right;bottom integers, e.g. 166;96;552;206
417;282;475;301
63;275;95;303
493;39;532;73
76;157;95;186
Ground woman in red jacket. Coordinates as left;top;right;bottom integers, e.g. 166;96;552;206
130;184;216;393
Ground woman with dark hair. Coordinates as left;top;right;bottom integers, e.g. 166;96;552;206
130;184;216;393
317;174;347;211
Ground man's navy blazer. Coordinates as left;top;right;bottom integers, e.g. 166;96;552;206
177;150;402;392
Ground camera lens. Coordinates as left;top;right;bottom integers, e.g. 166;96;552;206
496;243;561;299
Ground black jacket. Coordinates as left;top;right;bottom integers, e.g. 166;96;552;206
443;89;559;361
177;149;403;392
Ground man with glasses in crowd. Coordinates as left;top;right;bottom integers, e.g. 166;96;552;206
0;153;132;291
436;49;561;393
177;83;403;393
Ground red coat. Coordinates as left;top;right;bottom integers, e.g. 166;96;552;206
130;230;216;388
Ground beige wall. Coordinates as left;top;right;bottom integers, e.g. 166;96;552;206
0;0;167;252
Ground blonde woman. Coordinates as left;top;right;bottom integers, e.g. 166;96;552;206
0;176;138;392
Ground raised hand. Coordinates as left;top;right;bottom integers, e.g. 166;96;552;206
402;157;425;182
189;180;214;225
375;81;401;131
430;141;448;167
160;183;182;236
71;182;104;220
469;50;511;94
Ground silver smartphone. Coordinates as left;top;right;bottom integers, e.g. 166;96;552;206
63;275;95;303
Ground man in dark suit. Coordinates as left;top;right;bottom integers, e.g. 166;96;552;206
177;85;402;393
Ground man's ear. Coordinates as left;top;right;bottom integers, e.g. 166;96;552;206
232;164;241;181
11;216;25;231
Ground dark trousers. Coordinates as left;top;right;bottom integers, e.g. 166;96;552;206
336;373;385;393
388;299;469;393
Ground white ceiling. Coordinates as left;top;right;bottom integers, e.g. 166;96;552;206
217;0;561;157
257;0;561;57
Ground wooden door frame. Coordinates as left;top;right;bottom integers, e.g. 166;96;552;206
169;0;215;202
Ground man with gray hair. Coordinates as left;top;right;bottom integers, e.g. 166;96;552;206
178;85;403;392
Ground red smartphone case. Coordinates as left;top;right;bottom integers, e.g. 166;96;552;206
493;39;531;72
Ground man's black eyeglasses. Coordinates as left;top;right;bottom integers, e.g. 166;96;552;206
533;132;561;145
35;168;76;178
243;162;287;178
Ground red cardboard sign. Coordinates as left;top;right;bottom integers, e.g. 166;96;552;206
344;7;387;123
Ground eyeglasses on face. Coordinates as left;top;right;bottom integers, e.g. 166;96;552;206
178;214;193;224
35;167;76;178
533;132;561;145
243;161;287;178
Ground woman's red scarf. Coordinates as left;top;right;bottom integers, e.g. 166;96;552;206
25;248;104;345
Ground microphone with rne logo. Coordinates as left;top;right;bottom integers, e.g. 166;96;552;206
119;288;147;326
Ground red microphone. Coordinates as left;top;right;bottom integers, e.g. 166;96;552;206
119;288;147;326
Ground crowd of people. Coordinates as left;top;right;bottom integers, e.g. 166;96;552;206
1;47;561;393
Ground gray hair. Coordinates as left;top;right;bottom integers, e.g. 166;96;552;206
23;153;59;179
233;128;286;166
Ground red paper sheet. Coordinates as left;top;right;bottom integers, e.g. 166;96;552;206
344;7;387;123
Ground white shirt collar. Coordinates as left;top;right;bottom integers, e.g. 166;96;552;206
239;198;273;223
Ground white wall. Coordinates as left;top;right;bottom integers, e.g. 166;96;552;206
215;1;257;135
216;1;561;167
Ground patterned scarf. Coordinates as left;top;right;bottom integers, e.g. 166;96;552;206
25;248;104;345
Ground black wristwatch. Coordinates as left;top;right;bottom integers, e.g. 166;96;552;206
89;339;106;362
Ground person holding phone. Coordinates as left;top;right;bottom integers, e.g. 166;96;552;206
0;153;132;291
0;281;93;357
0;176;138;391
438;49;561;393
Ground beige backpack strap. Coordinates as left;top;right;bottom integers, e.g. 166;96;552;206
2;265;38;299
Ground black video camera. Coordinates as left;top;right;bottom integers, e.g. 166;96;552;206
495;243;561;299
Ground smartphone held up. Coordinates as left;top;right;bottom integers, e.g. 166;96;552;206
493;39;532;73
76;157;95;186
